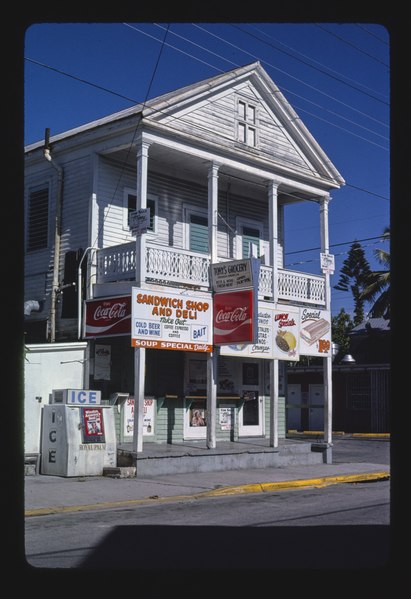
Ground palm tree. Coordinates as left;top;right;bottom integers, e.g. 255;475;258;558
361;227;390;318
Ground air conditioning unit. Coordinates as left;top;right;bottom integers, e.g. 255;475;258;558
50;389;102;405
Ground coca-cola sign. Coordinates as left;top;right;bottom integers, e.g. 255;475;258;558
213;289;257;345
84;295;131;338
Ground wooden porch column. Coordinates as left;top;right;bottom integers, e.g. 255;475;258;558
268;181;279;448
133;138;151;457
207;162;220;449
320;194;333;461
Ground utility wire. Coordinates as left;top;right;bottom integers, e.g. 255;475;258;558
355;24;389;46
233;23;389;105
26;22;390;150
25;54;390;202
315;23;390;68
285;234;389;256
91;24;170;248
190;23;389;127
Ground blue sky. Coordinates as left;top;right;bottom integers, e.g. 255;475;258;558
24;22;390;319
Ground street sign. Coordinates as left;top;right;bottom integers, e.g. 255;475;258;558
320;252;335;274
130;208;150;234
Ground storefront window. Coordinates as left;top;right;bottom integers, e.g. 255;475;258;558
189;400;206;427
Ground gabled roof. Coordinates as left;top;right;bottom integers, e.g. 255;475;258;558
142;61;344;186
25;61;345;187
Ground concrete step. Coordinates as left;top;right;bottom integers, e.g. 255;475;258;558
117;440;325;477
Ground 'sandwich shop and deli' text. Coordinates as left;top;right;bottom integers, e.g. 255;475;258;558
131;289;212;352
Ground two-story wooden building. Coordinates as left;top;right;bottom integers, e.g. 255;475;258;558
24;62;344;454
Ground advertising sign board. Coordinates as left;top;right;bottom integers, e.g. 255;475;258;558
84;295;131;338
210;258;260;292
131;288;212;352
272;305;300;361
299;308;332;357
220;303;300;361
81;407;105;443
220;303;274;358
123;397;155;437
213;289;258;345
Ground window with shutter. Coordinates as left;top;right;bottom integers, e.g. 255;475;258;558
189;213;208;253
27;187;49;251
242;226;260;258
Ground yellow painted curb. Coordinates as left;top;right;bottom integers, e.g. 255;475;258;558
24;494;195;517
198;471;390;497
25;471;389;517
352;433;390;438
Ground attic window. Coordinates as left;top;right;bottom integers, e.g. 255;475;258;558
237;99;258;147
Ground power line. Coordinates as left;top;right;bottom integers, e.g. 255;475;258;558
233;23;389;105
285;234;389;256
91;24;170;249
190;23;389;128
315;23;390;68
25;54;390;202
25;57;138;104
285;236;389;267
25;23;390;202
355;24;389;46
26;21;390;147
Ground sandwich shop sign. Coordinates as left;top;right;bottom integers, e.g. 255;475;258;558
131;288;212;352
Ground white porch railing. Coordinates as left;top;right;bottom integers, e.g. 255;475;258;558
96;241;325;306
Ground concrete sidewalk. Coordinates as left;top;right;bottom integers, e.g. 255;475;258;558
25;460;390;517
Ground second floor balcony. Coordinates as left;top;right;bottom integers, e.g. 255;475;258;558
95;241;326;307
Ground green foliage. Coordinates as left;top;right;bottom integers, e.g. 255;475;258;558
331;308;353;358
334;241;371;325
361;227;390;318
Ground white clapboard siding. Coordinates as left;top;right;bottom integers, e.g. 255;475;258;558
24;157;90;312
97;155;284;268
160;81;311;174
58;156;91;261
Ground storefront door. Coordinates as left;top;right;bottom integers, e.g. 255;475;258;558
238;361;264;436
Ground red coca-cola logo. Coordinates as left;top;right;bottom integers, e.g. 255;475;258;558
85;296;131;338
216;306;248;324
94;302;127;321
213;290;255;345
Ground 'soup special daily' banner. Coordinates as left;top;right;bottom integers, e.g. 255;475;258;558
131;288;213;352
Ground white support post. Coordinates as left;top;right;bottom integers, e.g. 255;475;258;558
268;181;279;447
207;349;218;449
208;162;220;264
207;162;219;449
320;194;333;460
135;140;150;284
133;346;146;454
133;138;150;459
